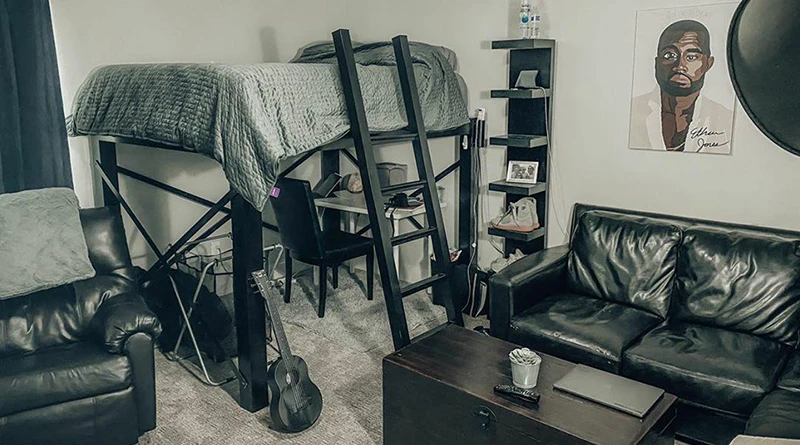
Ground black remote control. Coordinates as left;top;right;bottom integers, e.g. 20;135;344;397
494;384;541;405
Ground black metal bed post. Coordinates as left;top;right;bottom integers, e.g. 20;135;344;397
231;195;268;412
98;141;119;208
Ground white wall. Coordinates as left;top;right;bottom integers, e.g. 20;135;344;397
50;0;516;279
52;0;797;281
540;0;800;244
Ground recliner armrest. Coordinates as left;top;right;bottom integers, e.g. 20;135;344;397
489;244;570;340
90;292;162;354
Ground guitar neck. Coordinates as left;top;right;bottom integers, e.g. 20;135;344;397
252;271;293;361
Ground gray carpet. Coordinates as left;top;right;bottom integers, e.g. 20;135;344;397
279;269;447;352
137;270;685;445
140;323;385;445
139;270;447;445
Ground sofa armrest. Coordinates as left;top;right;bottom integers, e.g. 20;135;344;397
489;244;570;340
90;292;162;354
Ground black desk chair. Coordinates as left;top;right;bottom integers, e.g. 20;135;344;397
271;178;374;318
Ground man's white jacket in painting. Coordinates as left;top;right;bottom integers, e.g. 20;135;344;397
629;88;734;154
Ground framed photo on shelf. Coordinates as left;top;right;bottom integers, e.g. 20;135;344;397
506;160;539;184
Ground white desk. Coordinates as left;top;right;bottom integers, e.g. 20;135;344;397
315;193;444;280
730;437;800;445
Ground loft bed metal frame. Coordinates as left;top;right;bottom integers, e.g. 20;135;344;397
92;29;476;413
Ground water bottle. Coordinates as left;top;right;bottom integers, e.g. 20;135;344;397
530;3;542;38
519;0;532;39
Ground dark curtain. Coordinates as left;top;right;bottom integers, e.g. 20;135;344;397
0;0;72;194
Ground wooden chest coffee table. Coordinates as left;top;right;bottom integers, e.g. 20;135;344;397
383;325;677;445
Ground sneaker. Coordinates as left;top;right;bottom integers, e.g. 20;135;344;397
491;197;540;233
490;249;527;272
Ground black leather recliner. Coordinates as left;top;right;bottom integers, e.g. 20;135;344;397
0;207;162;445
490;203;800;442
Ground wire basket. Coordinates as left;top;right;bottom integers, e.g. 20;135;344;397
174;248;233;297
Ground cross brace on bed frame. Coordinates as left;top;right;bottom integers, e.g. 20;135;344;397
94;29;475;413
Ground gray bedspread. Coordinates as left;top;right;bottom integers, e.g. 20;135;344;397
67;41;468;210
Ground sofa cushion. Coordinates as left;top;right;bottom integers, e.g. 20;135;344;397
509;293;662;373
745;390;800;439
675;226;800;344
622;322;788;416
776;352;800;393
0;342;132;417
567;211;681;318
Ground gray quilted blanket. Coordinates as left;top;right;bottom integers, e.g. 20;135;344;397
67;41;468;210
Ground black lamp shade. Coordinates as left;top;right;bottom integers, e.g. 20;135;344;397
728;0;800;156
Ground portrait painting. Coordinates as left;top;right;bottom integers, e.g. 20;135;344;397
629;4;738;154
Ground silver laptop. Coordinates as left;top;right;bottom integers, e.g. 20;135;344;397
553;365;664;418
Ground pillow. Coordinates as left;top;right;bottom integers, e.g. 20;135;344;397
0;188;96;299
567;210;682;318
291;40;460;71
434;45;459;71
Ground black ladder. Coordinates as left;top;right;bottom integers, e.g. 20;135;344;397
332;29;464;350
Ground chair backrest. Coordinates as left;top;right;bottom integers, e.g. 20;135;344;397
270;178;325;259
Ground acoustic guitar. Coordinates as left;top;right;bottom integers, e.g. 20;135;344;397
252;270;323;433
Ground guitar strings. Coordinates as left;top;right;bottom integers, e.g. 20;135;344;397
259;274;308;412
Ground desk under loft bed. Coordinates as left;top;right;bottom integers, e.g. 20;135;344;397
68;29;477;413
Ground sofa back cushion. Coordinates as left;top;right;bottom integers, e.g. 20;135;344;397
675;227;800;344
80;207;136;281
567;211;682;318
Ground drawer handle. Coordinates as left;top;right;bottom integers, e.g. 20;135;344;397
472;405;497;431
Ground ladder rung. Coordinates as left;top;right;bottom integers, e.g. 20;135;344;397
391;227;436;246
382;180;426;195
401;273;447;297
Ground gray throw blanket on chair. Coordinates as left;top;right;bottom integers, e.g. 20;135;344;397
0;188;95;299
67;41;468;211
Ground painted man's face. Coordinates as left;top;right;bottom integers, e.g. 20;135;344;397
655;31;715;97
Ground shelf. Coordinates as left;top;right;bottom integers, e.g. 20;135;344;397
491;88;551;99
488;226;546;242
492;39;556;50
489;181;546;196
490;134;547;148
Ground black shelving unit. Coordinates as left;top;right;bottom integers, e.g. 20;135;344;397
489;134;547;148
490;38;555;256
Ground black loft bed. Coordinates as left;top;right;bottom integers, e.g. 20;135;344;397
75;30;476;413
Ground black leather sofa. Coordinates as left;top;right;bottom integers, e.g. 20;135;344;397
490;203;800;443
0;207;162;445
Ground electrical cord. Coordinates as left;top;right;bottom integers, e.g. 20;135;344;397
473;142;494;317
389;207;397;237
464;142;480;315
535;85;568;237
464;86;566;317
480;124;505;256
